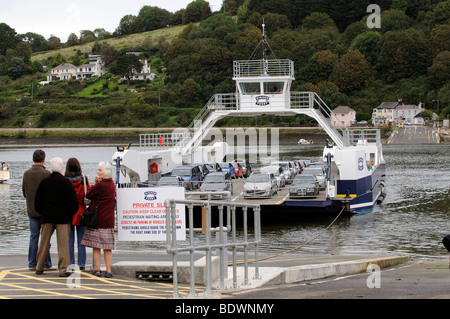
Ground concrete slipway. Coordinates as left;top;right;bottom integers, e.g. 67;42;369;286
110;253;410;296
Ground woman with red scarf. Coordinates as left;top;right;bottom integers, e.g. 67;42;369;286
65;157;89;271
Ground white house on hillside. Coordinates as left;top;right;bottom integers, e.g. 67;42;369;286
122;52;158;82
76;55;107;79
372;101;424;126
128;59;158;81
47;63;77;81
47;55;106;82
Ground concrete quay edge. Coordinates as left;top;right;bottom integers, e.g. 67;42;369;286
111;254;410;295
210;255;410;295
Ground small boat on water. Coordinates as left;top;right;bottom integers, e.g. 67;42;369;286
298;138;313;145
0;162;10;183
112;25;386;215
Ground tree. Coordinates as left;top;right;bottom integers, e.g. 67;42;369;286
428;51;450;89
53;53;64;66
0;23;19;56
425;1;450;28
8;57;27;80
300;49;338;83
115;14;138;36
179;78;199;103
262;12;291;33
21;32;48;52
183;0;211;24
377;29;431;83
380;9;413;33
80;30;96;43
66;33;79;46
332;50;371;93
47;35;61;50
348;31;381;65
136;6;172;32
301;12;337;30
111;54;143;85
431;24;450;53
101;46;120;66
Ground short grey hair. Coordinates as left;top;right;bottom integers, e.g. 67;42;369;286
50;157;64;173
98;161;114;179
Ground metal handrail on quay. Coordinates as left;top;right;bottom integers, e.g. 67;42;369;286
165;194;261;298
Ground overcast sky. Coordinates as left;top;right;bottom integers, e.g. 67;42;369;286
1;0;223;41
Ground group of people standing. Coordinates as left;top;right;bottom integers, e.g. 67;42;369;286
22;150;116;278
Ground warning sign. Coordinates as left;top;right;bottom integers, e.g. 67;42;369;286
116;187;185;241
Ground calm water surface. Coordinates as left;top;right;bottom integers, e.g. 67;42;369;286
0;144;449;260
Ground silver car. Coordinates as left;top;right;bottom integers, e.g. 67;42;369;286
271;161;296;184
302;167;326;190
243;172;278;198
157;176;186;188
258;166;286;188
199;172;232;199
289;175;320;198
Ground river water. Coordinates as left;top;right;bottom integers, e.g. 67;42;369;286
0;143;449;261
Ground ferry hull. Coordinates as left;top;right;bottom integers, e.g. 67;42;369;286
338;164;386;213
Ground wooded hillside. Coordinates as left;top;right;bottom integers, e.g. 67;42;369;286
0;0;449;129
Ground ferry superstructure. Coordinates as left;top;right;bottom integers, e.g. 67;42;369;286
112;28;386;214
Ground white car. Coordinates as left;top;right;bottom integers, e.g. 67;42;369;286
243;172;278;198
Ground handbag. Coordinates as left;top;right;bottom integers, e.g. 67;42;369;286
83;175;91;206
80;181;102;228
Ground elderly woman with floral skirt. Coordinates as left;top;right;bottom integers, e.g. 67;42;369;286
81;161;116;278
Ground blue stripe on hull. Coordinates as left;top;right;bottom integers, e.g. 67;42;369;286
342;164;386;214
273;164;386;214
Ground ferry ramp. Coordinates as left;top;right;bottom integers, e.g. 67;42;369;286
388;126;440;144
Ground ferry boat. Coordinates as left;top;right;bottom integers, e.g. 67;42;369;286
112;26;386;214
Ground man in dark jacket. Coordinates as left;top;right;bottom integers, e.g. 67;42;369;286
35;157;79;277
22;150;52;271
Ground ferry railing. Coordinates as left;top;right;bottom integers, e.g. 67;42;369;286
179;93;239;155
291;91;346;148
139;132;192;151
290;92;347;130
233;59;294;78
343;129;381;147
165;195;261;298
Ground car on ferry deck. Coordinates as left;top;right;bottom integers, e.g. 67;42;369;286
272;161;296;184
243;172;278;198
231;162;244;178
289;175;320;198
171;165;203;190
193;163;211;180
302;167;326;190
199;172;233;199
218;162;236;178
292;160;303;174
205;163;222;173
157;176;186;189
258;166;286;188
